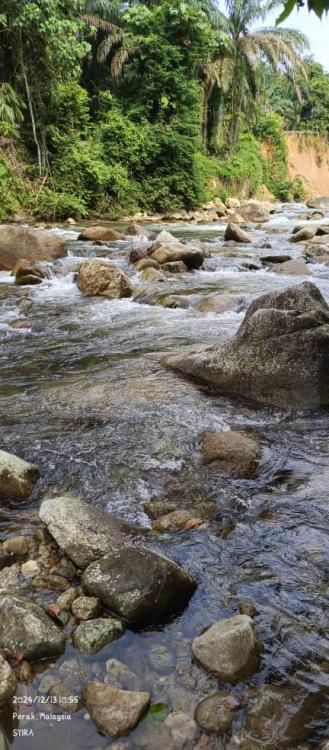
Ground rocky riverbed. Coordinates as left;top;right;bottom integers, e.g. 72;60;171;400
0;199;329;749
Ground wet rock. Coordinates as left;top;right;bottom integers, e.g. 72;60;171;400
82;547;197;627
290;226;317;242
0;563;20;589
129;248;145;264
133;720;174;750
148;644;175;675
308;233;329;245
164;712;197;748
82;682;150;738
3;535;30;556
0;449;39;499
238;201;270;223
194;691;240;733
13;259;48;286
196;294;244;314
142;268;166;282
159;295;190;309
0;653;16;706
163;282;329;409
153;510;204;532
276;259;310;275
21;560;40;578
238;601;258;617
261;254;292;265
47;681;81;713
105;659;140;690
0;593;65;660
126;223;149;238
192;614;259;682
305;245;329;265
202;430;261;478
0;551;14;572
306;196;329;210
0;225;66;271
162;261;188;274
78;226;125;242
149;233;204;270
39;495;126;569
77;259;133;299
9;319;31;330
134;258;159;271
224;224;251;243
73;617;124;655
71;596;101;621
244;683;327;748
143;500;178;520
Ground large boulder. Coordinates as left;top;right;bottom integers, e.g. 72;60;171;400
39;495;126;569
306;196;329;210
192;614;259;682
82;547;197;627
0;226;66;271
289;225;317;242
77;260;133;299
163;282;329;409
0;594;65;660
82;682;150;738
0;449;39;499
78;226;125;242
0;654;16;706
13;258;49;286
238;201;270;223
149;231;204;270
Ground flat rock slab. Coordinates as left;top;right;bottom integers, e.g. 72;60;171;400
163;282;329;409
39;495;127;569
0;449;39;499
192;614;259;682
82;682;150;738
82;546;197;627
0;594;65;661
73;617;125;655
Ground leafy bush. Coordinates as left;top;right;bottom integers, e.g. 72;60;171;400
32;188;88;220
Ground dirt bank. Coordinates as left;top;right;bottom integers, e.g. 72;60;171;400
286;132;329;199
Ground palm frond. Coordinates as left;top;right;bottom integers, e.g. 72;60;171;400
82;14;122;35
110;46;138;77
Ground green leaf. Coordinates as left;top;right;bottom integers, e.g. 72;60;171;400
276;0;296;25
148;703;171;722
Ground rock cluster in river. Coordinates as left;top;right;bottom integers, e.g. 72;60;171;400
164;282;329;408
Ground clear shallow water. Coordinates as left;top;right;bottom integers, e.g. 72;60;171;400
1;204;329;749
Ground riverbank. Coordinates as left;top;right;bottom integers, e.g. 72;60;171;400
1;202;329;749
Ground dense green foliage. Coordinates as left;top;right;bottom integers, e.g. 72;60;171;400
0;0;328;219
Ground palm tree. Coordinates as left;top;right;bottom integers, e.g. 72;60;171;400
203;0;309;151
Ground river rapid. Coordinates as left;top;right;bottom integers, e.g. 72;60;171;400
0;202;329;749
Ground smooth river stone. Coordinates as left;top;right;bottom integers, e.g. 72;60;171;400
192;614;259;682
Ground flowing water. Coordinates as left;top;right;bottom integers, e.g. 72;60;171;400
1;203;329;749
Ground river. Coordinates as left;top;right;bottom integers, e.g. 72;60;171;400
0;202;329;749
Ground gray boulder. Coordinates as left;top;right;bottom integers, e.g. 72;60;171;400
192;614;259;682
238;202;270;223
82;547;197;627
0;225;66;271
163;282;329;409
0;594;65;660
0;450;39;499
39;495;126;568
0;654;16;706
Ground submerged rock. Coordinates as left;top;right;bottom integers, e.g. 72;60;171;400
77;259;133;299
78;226;125;242
194;691;240;733
153;510;204;532
82;547;197;627
82;682;150;738
73;617;124;654
196;294;245;314
105;658;140;690
224;224;251;243
163;282;329;409
0;653;17;706
0;449;39;499
0;225;65;271
202;430;261;478
0;594;65;660
39;495;126;568
192;614;260;682
164;712;197;746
